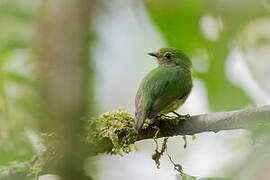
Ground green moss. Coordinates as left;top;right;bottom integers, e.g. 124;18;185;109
86;109;138;155
152;134;168;169
182;135;187;149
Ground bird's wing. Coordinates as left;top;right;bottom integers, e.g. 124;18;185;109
135;82;150;130
147;67;191;118
135;85;143;121
135;67;191;130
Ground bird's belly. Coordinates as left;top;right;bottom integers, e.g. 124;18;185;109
159;95;188;114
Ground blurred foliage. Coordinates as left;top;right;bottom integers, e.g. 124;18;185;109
0;131;34;166
0;0;38;165
145;0;270;111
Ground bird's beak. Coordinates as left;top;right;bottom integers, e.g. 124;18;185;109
148;52;159;58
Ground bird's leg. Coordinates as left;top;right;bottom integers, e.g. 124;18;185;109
172;111;190;120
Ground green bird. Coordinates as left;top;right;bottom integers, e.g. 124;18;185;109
135;48;193;131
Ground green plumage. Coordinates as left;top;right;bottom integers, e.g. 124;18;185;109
135;48;192;130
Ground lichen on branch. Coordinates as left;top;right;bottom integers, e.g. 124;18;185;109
85;109;185;155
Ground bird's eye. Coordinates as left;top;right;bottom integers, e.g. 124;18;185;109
164;53;172;59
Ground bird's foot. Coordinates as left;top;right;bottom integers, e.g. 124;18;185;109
156;114;171;119
172;111;190;120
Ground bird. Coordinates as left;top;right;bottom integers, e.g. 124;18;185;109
135;48;193;131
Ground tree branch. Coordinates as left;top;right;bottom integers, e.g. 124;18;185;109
138;105;270;140
177;105;270;134
1;105;270;179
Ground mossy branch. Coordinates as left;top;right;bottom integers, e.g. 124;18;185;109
1;105;270;179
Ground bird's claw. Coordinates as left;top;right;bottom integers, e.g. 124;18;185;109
156;113;190;121
172;111;190;120
157;114;171;119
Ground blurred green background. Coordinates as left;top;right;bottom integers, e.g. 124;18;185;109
1;0;270;179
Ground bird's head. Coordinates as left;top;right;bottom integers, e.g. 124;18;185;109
148;48;191;69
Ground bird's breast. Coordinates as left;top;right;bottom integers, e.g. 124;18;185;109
159;94;189;114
